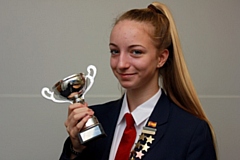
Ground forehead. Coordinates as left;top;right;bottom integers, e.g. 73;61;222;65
110;20;154;41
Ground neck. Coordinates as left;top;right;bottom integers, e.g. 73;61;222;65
126;85;159;112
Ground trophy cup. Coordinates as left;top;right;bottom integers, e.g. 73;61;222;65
41;65;106;144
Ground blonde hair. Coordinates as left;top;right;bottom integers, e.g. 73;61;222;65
114;1;217;155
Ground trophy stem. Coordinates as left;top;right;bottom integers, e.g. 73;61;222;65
74;97;85;104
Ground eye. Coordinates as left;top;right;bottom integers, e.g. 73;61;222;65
132;50;143;55
110;49;119;55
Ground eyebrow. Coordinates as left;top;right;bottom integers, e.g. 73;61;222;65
129;44;145;48
109;43;144;49
109;43;117;47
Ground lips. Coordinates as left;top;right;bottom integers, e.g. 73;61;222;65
117;72;136;79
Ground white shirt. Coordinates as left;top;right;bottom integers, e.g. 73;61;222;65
108;89;161;160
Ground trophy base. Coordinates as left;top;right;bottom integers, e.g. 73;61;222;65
78;123;106;145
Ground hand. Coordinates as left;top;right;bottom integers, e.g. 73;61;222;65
64;102;94;152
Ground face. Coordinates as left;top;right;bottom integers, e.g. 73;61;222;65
109;20;162;91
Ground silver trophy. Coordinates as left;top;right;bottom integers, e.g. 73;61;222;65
41;65;106;144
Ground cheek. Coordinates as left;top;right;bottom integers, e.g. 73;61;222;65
135;58;158;73
110;57;116;69
134;60;150;70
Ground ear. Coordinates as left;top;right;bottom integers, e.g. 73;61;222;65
157;49;169;68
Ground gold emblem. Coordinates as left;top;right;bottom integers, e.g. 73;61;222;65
148;121;157;128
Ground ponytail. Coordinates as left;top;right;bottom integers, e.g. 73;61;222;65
152;2;217;155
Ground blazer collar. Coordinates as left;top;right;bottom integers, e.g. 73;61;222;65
148;90;170;126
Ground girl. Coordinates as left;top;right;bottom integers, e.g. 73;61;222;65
60;2;217;160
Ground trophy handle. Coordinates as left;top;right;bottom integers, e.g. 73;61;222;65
82;65;97;99
41;87;72;104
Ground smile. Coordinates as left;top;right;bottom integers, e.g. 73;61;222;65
117;72;136;78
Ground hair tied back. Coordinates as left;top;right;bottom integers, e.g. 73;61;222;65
148;4;164;15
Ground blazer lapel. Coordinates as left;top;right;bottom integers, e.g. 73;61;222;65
131;91;171;160
147;91;171;148
100;97;123;160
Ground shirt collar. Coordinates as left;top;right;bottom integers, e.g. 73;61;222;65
117;88;162;126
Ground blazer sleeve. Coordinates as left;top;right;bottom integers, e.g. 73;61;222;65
186;121;217;160
59;137;80;160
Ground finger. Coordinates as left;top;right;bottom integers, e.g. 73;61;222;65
76;115;92;131
67;115;92;139
65;107;94;131
67;102;88;116
68;125;80;139
69;107;94;123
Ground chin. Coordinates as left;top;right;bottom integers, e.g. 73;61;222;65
119;82;133;89
119;82;137;90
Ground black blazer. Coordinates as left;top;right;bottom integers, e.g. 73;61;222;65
60;92;216;160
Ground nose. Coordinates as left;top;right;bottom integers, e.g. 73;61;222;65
117;52;130;70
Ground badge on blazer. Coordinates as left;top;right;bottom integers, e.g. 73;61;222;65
130;121;157;159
